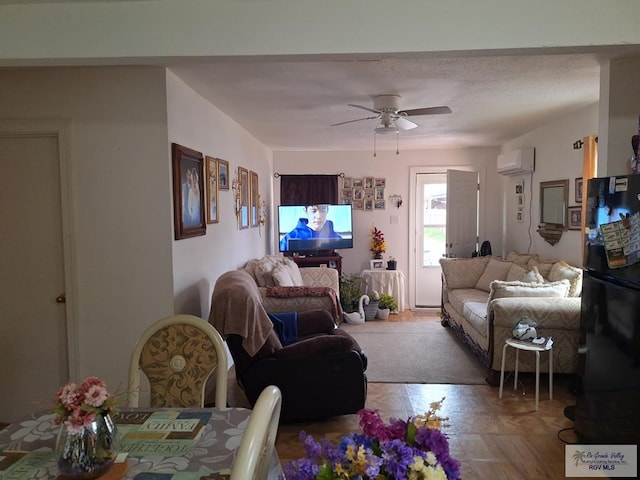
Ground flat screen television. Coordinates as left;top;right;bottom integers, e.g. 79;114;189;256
278;204;353;254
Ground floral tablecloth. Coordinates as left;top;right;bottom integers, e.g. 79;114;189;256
0;407;281;480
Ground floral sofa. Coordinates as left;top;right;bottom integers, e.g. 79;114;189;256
439;252;583;384
240;255;342;322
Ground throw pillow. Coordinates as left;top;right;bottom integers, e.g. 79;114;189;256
283;257;305;286
475;257;513;292
488;279;571;303
272;264;294;286
439;256;491;290
521;266;544;284
506;263;527;282
254;256;280;287
506;251;539;267
548;261;583;297
526;258;556;280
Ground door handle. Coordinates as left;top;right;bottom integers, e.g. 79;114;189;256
56;293;66;304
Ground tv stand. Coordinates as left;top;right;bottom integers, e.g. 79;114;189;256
292;254;342;277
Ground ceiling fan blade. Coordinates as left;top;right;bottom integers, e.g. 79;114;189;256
347;104;381;115
394;116;418;131
399;106;452;116
331;116;379;127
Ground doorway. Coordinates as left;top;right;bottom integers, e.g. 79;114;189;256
409;167;480;309
415;173;447;307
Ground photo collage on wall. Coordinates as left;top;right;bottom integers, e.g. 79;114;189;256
341;176;386;211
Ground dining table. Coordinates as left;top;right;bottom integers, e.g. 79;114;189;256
0;407;282;480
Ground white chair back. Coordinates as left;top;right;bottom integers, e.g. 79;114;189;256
128;314;228;408
230;385;282;480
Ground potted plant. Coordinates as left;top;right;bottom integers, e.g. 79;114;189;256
376;293;397;319
370;226;387;259
339;273;362;313
386;256;397;270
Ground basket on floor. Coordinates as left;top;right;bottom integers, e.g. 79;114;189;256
363;300;379;321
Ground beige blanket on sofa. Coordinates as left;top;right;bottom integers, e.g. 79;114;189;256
208;270;273;356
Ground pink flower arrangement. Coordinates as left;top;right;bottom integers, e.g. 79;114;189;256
54;376;119;434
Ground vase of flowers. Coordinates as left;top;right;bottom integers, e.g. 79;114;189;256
370;226;386;259
283;398;461;480
54;377;119;479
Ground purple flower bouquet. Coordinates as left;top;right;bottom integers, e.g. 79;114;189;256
283;398;461;480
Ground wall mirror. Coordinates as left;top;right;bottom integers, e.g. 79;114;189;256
540;179;569;226
538;179;569;245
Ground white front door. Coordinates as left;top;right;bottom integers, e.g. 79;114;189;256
0;133;69;421
446;170;479;258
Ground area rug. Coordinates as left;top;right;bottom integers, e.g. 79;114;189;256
339;320;486;384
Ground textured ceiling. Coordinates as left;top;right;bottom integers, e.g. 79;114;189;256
169;52;606;152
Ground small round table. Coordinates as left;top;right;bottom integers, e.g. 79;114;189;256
360;269;406;312
498;337;553;410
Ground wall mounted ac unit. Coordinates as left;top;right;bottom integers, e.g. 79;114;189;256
497;148;535;176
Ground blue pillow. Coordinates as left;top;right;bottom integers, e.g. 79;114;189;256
268;312;298;346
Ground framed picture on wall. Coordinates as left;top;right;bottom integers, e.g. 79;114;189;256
364;177;374;189
218;158;229;190
575;177;583;203
250;170;259;228
568;206;582;230
171;143;206;239
205;156;219;224
238;167;249;229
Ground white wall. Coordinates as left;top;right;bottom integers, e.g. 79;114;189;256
166;71;273;318
598;58;640;176
0;66;274;394
273;147;501;278
500;103;599;266
0;67;174;388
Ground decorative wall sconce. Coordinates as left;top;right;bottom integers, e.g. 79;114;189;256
389;194;403;208
258;195;267;227
231;176;241;218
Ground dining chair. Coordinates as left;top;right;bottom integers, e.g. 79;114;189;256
128;314;228;408
230;385;282;480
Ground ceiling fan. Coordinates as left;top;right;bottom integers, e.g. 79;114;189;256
332;94;452;134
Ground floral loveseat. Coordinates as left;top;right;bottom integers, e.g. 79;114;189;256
240;255;342;322
439;252;583;384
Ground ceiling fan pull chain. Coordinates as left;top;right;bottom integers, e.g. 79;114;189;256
396;130;400;155
373;131;377;157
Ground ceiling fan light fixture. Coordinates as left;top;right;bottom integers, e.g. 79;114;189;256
374;125;398;135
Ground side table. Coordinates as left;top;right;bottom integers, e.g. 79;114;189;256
498;337;553;410
360;269;405;312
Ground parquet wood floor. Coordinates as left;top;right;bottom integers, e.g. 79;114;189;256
266;311;591;480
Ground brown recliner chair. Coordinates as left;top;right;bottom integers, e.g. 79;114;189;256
208;270;367;423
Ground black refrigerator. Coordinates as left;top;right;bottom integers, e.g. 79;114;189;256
576;174;640;444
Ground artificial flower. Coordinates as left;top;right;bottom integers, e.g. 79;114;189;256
53;376;119;434
283;398;461;480
371;226;387;254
